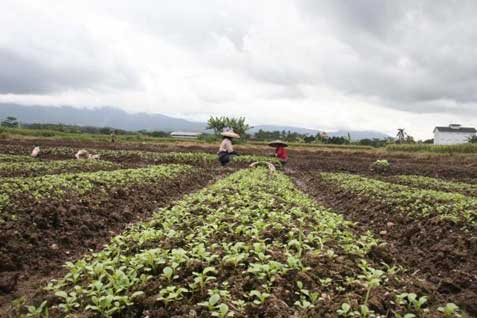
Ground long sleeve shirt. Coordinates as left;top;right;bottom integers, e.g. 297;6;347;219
275;147;288;161
218;138;234;153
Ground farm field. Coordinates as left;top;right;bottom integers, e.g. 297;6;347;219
0;139;476;317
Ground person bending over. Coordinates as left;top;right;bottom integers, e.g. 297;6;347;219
217;130;240;166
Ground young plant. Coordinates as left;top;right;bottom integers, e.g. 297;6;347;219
157;286;188;304
190;267;217;291
337;303;359;317
161;265;179;282
438;303;461;318
199;294;234;317
249;290;270;305
294;281;319;309
395;293;428;313
25;301;49;318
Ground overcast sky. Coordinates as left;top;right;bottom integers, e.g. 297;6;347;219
1;0;477;138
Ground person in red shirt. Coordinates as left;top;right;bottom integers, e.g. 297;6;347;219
269;140;288;165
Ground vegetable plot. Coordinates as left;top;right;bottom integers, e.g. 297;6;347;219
0;164;192;217
24;169;455;318
47;147;281;165
0;154;36;163
0;159;121;178
1;163;210;283
321;172;477;228
389;175;477;197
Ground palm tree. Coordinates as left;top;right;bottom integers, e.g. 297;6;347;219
396;128;407;144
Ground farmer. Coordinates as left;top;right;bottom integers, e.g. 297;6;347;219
31;146;41;158
217;129;240;166
269;140;288;165
75;149;100;160
111;130;116;143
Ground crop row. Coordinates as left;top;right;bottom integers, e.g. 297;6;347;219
0;159;121;178
22;168;456;318
321;172;477;228
387;175;477;197
0;164;192;219
0;153;36;163
46;147;281;165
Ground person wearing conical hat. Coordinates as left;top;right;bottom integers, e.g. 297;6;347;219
268;140;288;165
217;129;240;166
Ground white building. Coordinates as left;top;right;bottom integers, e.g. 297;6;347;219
433;124;476;145
170;131;202;139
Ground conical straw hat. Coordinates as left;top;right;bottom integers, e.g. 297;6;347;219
268;140;288;147
221;130;240;138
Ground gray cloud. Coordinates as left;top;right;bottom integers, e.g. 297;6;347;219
0;48;138;94
294;0;477;112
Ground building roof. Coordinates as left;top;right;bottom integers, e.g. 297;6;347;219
434;126;476;133
170;131;202;136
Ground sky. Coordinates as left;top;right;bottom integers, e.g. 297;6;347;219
1;0;477;139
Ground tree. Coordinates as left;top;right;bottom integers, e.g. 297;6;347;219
1;116;19;128
206;116;227;135
396;128;407;143
327;136;350;145
303;135;315;143
206;116;252;138
468;135;477;144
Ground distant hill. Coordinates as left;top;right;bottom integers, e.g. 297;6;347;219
249;125;318;135
0;103;389;140
0;103;206;132
250;124;389;140
327;130;390;140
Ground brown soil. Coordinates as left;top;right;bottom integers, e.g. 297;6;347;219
291;171;477;315
0;168;224;316
288;149;477;181
0;160;129;178
2;139;477;316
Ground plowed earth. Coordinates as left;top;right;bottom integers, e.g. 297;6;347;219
1;139;477;316
0;166;222;315
289;172;477;315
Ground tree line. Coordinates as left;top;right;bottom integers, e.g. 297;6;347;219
1;115;444;146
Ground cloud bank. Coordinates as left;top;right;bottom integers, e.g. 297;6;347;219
1;0;477;138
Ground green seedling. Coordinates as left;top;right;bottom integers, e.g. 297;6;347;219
337;303;359;317
199;293;221;311
438;303;461;318
295;281;319;309
157;286;188;304
54;291;80;313
161;266;179;282
25;301;49;318
213;303;234;318
190;267;217;291
249;290;270;305
395;293;428;312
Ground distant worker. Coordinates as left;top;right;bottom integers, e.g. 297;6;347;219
31;146;41;158
269;140;288;165
75;149;100;160
111;130;116;143
217;129;240;166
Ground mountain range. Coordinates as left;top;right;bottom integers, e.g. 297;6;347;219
0;103;389;140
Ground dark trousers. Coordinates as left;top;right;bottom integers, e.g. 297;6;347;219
218;151;237;166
